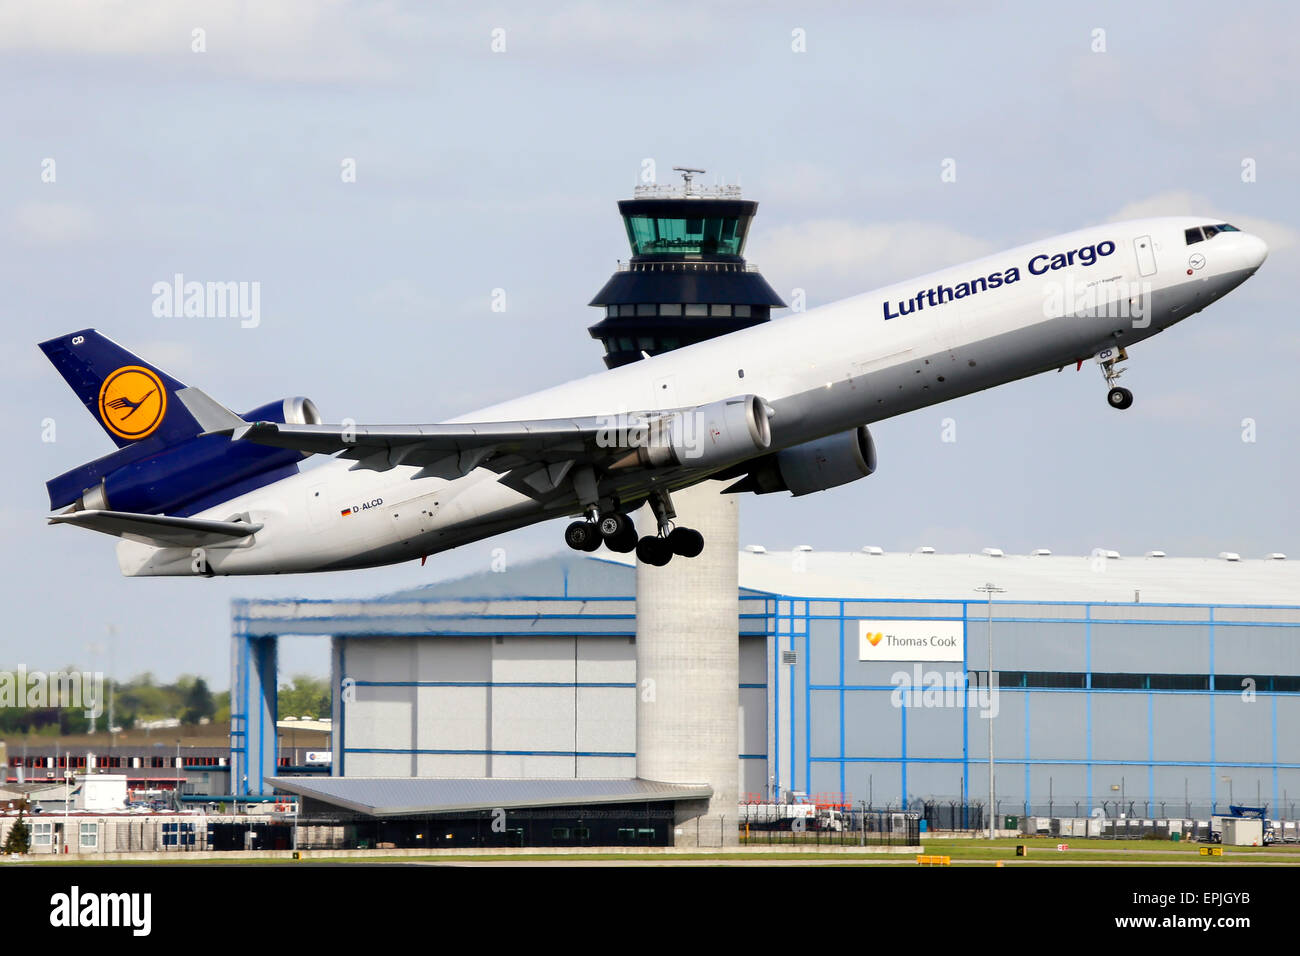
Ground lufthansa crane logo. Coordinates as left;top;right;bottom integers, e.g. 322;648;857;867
98;365;167;440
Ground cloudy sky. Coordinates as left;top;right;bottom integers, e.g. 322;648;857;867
2;1;1296;685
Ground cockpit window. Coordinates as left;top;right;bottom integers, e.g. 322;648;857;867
1187;223;1240;245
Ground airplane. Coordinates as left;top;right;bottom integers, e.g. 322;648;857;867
41;216;1267;577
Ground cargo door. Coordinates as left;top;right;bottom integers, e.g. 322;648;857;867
1134;235;1157;277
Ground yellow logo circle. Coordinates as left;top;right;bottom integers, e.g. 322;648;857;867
98;365;167;440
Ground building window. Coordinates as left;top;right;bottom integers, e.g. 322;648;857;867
710;304;732;317
33;822;52;847
618;304;637;317
162;822;196;847
1148;673;1209;691
1088;673;1146;689
636;303;656;316
551;827;570;840
684;304;708;317
659;303;682;316
79;822;97;849
1021;671;1085;689
734;304;752;318
606;305;617;317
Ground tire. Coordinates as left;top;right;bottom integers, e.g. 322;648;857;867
635;535;672;567
564;521;596;551
1107;386;1133;410
604;526;638;553
667;527;705;558
598;513;630;538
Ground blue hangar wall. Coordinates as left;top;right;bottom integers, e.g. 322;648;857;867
769;594;1300;818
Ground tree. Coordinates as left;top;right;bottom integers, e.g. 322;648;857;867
278;675;330;720
3;805;31;855
182;677;215;724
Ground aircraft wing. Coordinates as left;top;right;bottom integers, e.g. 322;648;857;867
48;510;263;548
177;386;771;503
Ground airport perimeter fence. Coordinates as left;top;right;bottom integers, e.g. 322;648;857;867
914;801;986;833
738;809;921;847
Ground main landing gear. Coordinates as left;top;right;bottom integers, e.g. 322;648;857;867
562;489;705;566
564;507;637;553
1096;345;1134;410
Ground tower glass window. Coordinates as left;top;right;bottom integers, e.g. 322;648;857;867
623;214;751;257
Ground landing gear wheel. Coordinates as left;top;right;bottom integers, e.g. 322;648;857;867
1107;386;1133;410
598;513;630;539
564;521;601;552
635;535;673;567
604;526;639;553
667;527;704;558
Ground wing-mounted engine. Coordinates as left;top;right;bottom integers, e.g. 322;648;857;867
608;394;773;471
724;425;877;496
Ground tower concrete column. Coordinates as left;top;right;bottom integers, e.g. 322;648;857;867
635;480;739;847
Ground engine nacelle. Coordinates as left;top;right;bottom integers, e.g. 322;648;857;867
611;395;772;471
59;396;321;517
737;425;876;497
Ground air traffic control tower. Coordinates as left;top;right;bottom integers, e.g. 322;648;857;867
587;167;783;365
588;170;784;846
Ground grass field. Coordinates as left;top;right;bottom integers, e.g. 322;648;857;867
10;836;1300;865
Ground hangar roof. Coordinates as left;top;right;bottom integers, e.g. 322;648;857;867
236;550;1300;628
267;776;712;817
595;550;1300;607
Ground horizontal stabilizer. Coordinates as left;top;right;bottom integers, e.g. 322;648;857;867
48;509;262;549
176;386;248;436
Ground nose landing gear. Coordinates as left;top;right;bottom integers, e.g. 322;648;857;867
1096;345;1133;410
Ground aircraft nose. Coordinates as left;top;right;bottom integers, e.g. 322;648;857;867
1241;233;1269;270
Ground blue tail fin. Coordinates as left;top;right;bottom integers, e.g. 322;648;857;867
38;329;200;448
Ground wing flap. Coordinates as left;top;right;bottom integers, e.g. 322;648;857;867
48;509;262;548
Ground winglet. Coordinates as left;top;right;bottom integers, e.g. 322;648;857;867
176;387;247;436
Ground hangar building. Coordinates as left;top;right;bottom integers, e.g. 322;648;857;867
232;548;1300;821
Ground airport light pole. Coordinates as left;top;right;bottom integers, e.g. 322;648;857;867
975;584;1005;839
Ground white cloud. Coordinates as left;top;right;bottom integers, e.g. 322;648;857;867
749;218;997;303
0;0;413;83
12;201;98;243
1108;191;1299;252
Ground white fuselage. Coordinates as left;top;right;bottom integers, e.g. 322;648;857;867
117;216;1267;576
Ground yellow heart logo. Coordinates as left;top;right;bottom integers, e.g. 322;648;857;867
865;632;883;647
